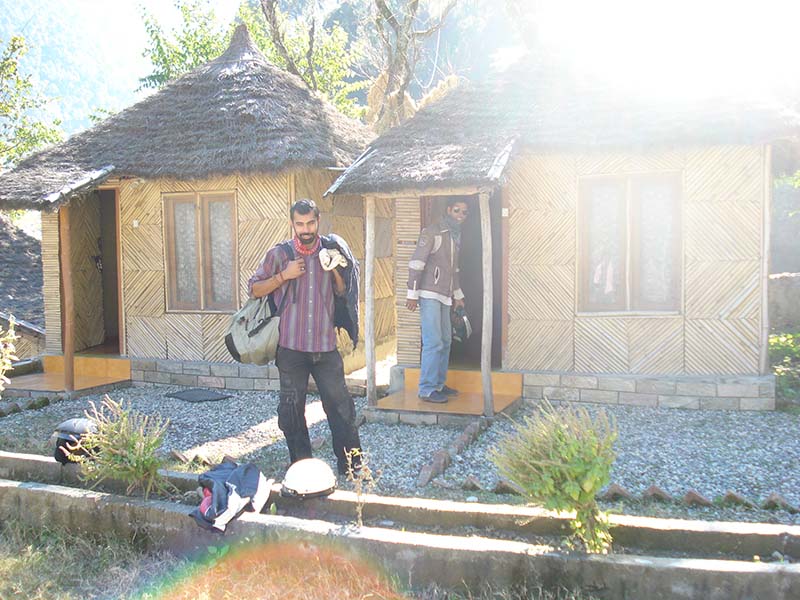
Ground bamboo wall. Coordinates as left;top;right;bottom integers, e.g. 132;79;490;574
505;145;767;376
395;198;422;365
40;171;395;366
68;193;105;352
297;171;396;365
41;212;61;354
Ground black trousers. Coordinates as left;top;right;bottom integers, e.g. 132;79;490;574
275;346;362;474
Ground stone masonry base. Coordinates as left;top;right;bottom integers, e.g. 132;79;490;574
130;358;281;392
523;372;776;411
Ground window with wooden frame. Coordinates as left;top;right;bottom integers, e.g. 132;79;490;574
578;173;681;313
164;191;238;312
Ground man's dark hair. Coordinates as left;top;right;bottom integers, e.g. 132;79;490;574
291;198;320;220
446;197;468;208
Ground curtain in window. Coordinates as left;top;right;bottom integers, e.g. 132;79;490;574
173;201;200;306
585;180;626;310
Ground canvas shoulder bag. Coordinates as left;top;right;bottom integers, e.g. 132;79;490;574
224;242;294;365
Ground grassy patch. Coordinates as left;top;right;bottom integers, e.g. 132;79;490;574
0;522;598;599
770;331;800;403
0;522;179;600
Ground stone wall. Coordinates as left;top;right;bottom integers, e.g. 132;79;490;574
523;372;776;411
130;358;280;392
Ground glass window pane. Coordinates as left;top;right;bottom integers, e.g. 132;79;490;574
173;201;200;306
207;199;234;306
584;181;626;309
634;179;679;309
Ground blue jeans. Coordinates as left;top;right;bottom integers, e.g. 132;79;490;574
418;298;452;397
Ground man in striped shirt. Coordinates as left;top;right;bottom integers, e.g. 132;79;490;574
248;199;362;475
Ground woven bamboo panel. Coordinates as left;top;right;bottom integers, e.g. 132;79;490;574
507;155;576;211
70;195;104;351
14;331;45;360
577;150;685;176
238;219;291;303
121;224;163;272
628;317;684;374
686;318;759;374
375;258;394;299
575;317;628;373
333;195;362;216
375;217;394;258
160;175;238;194
376;197;394;219
296;170;335;211
685;146;762;205
124;270;165;317
126;316;166;358
239;173;289;221
394;198;421;364
396;311;421;364
238;220;290;264
119;179;161;225
375;297;396;340
508;208;574;266
506;319;573;371
202;313;233;363
41;212;62;353
333;215;365;260
685;203;761;262
686;260;760;320
165;313;203;360
508;265;573;321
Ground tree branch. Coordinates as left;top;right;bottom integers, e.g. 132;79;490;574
306;16;317;91
259;0;303;81
375;0;401;35
413;0;457;39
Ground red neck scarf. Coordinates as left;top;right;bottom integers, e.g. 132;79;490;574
293;235;320;256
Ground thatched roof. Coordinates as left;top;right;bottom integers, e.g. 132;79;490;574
328;62;800;195
0;215;43;327
0;24;372;210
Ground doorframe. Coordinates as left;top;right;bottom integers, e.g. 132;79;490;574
418;190;507;369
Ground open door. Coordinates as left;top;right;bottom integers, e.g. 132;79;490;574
420;193;503;369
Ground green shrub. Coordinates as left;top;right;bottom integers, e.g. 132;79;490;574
770;332;800;401
491;401;617;553
71;395;172;499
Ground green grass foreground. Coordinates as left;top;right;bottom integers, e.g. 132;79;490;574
0;522;597;600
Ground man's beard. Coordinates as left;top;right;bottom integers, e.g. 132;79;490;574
297;232;317;245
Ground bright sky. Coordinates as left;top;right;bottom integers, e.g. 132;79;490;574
528;0;800;100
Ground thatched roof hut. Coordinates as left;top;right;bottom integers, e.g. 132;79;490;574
329;61;800;195
0;24;372;210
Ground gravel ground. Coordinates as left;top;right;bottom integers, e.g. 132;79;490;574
2;384;800;524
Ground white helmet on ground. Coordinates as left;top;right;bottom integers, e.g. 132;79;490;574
281;458;337;499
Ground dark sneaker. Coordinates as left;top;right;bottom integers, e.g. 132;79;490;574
419;390;448;403
440;385;458;396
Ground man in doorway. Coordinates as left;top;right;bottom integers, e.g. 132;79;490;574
248;199;362;475
406;198;468;403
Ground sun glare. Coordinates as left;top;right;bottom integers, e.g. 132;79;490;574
526;0;800;100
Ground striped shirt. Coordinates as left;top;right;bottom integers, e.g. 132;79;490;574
247;242;336;353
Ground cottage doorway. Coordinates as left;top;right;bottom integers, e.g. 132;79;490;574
66;189;120;355
421;193;503;370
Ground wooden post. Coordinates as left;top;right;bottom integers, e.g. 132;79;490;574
479;191;494;416
365;195;377;405
760;144;772;375
58;204;75;393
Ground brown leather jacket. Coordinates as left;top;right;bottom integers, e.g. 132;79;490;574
407;221;464;306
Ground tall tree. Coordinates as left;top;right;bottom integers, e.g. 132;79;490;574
368;0;457;132
140;0;366;118
0;35;62;171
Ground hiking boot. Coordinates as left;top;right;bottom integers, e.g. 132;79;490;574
439;385;458;396
419;390;448;404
